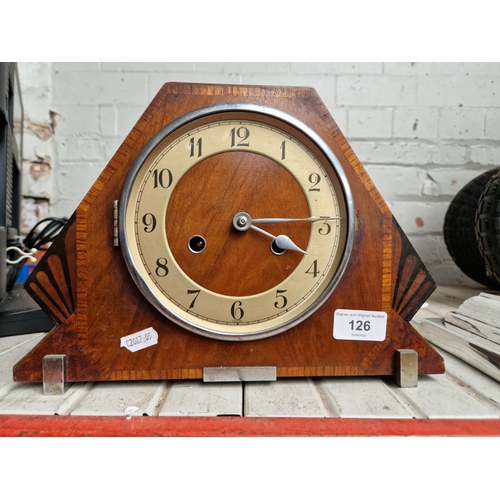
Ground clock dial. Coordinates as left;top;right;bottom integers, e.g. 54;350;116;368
119;104;354;340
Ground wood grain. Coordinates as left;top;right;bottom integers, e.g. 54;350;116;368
166;151;309;296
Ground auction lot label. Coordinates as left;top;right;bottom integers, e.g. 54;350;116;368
333;309;387;341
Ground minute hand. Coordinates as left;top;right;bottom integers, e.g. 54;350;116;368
251;216;341;224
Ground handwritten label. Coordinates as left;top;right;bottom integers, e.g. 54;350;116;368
120;327;158;352
333;309;387;341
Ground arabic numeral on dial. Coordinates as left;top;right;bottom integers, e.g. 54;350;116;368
155;258;169;277
308;173;321;192
274;289;288;309
280;141;286;160
305;260;319;278
153;168;173;189
230;127;250;147
142;213;156;233
189;137;202;157
187;289;201;309
318;220;331;235
231;300;244;321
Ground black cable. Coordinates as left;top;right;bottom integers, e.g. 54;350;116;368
23;217;68;250
6;217;68;291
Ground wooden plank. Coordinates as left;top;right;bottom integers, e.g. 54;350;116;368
411;307;442;325
158;381;243;417
445;311;500;345
434;347;500;412
244;378;332;417
316;377;412;418
420;286;484;318
430;285;490;305
419;317;500;383
0;332;45;355
387;372;499;418
0;382;88;415
0;333;45;399
69;381;167;417
455;293;500;328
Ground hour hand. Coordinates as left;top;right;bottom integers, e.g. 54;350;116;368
232;212;308;254
250;225;308;254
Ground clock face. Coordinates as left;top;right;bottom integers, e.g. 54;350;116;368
119;103;354;340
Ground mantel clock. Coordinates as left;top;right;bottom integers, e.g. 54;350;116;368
14;83;444;383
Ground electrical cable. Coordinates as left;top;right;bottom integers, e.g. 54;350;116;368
23;217;68;250
6;217;68;291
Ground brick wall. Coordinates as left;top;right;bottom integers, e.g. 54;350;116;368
18;62;500;285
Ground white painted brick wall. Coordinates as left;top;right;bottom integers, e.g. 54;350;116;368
17;62;500;286
17;62;54;232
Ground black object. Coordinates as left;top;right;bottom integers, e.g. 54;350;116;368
476;169;500;284
443;168;500;289
0;283;55;337
0;62;53;336
1;62;24;299
24;216;68;250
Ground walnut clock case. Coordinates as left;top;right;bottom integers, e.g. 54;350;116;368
14;83;444;383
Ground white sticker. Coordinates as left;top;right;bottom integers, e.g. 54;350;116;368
333;309;387;341
120;327;158;352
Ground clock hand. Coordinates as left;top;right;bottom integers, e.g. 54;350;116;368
249;224;308;254
232;212;308;254
233;212;338;229
251;216;340;224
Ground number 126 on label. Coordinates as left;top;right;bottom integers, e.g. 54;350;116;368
333;309;387;341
